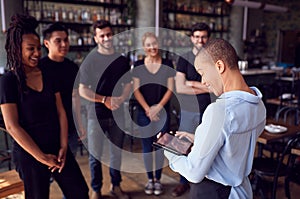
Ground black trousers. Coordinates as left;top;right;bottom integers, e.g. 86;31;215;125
190;178;231;199
14;147;89;199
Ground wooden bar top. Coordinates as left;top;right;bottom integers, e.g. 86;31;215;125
257;121;300;145
0;170;23;198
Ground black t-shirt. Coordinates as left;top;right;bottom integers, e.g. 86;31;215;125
132;59;176;108
176;51;211;113
0;71;60;153
79;49;131;119
295;43;300;67
39;56;79;133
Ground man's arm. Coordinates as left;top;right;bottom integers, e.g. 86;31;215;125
78;83;106;103
55;92;68;172
119;82;132;104
79;82;131;111
164;105;224;183
72;89;86;140
176;72;209;95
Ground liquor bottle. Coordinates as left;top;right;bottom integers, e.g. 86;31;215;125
62;8;67;22
54;6;60;22
68;8;74;22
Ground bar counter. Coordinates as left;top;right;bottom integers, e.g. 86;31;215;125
240;69;277;76
241;69;277;87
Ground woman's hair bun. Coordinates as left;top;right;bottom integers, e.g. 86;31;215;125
9;14;38;31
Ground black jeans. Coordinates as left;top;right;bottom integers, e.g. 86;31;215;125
14;147;89;199
190;178;231;199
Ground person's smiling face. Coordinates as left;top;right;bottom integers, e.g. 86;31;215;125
195;51;224;96
44;31;69;58
22;33;41;68
191;30;209;50
143;36;159;57
94;27;113;50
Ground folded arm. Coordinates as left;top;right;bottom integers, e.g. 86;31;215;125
176;72;209;95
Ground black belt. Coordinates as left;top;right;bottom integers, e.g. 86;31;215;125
190;178;231;199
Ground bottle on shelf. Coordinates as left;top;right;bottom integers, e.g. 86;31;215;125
77;35;84;46
24;0;134;53
62;8;67;21
68;8;74;22
54;6;60;22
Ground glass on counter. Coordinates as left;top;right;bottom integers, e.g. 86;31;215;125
238;61;248;71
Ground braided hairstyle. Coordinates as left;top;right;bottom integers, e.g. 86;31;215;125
5;14;39;92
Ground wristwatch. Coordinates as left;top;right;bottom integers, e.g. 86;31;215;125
101;96;106;104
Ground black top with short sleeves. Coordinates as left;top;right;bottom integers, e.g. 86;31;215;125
132;58;176;109
0;70;60;153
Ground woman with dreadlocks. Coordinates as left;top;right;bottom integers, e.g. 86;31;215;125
0;14;89;199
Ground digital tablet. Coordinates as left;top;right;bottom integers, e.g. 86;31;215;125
153;132;193;156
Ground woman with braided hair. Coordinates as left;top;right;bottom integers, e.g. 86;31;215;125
0;14;89;199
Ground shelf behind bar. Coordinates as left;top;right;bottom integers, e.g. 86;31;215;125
163;9;229;17
39;20;131;28
39;0;127;9
162;26;228;33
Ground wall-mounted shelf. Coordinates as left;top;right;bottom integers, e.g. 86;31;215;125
23;0;134;54
162;0;230;37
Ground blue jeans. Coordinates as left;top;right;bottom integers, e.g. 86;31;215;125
178;110;203;184
88;118;125;192
137;108;169;180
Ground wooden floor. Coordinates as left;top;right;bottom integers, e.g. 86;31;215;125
3;137;300;199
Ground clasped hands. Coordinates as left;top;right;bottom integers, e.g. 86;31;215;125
104;96;124;111
40;147;67;173
146;104;163;121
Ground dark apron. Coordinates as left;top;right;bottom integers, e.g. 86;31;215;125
190;178;231;199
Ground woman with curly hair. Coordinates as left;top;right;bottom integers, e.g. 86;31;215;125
0;14;89;199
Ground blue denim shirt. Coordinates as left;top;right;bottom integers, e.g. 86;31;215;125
165;87;266;199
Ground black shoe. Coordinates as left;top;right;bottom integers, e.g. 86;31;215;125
172;184;190;197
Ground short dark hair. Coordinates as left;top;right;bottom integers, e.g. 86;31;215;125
191;22;211;38
93;20;112;35
43;22;68;40
201;38;238;69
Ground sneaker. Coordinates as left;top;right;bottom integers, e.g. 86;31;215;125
110;185;129;199
154;180;163;196
144;179;154;195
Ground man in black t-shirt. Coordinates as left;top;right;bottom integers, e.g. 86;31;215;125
79;20;131;199
40;23;86;158
39;22;89;199
172;23;212;197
